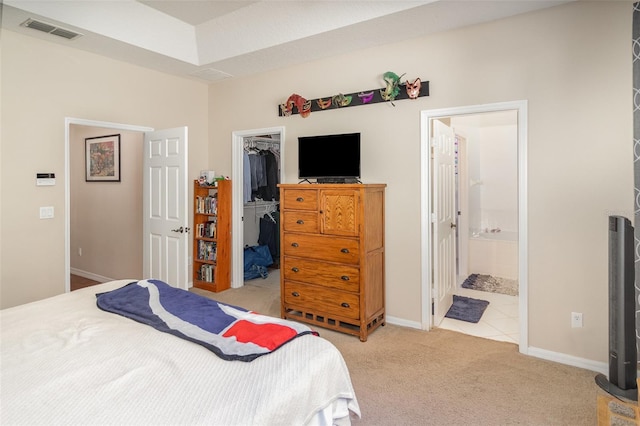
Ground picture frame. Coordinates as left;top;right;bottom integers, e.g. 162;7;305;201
85;134;121;182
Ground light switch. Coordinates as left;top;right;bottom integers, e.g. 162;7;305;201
39;206;54;219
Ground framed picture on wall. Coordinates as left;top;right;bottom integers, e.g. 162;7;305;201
85;134;121;182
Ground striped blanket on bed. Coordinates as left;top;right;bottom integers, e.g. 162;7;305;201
96;279;316;362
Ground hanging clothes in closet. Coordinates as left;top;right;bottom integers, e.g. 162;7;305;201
243;136;281;269
243;140;280;203
258;208;280;265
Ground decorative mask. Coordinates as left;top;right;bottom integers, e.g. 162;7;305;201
332;93;352;107
380;71;404;102
406;78;422;99
280;93;312;118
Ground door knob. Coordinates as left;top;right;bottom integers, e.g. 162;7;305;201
450;223;457;229
171;226;184;233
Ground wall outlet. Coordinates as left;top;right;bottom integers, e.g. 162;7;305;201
571;312;583;328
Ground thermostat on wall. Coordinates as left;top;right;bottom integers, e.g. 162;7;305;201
36;173;56;186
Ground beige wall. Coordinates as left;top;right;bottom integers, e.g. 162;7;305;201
208;1;634;363
0;1;634;365
0;29;209;308
70;126;143;280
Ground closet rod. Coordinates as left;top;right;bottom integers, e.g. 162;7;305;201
244;136;280;151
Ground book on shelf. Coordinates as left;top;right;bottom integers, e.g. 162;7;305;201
206;220;217;238
197;240;217;261
195;220;217;239
196;195;219;215
198;264;215;282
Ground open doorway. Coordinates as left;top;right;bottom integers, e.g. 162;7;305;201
64;119;191;294
230;126;285;289
64;118;153;293
68;125;144;290
440;111;519;344
420;101;529;354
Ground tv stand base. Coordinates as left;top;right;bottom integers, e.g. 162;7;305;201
317;178;360;184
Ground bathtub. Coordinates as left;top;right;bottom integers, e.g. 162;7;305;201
467;230;518;280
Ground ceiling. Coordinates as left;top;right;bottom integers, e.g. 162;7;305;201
1;0;570;83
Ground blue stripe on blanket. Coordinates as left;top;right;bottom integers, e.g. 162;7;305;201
96;279;317;362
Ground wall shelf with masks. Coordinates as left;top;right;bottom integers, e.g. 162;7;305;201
278;75;429;117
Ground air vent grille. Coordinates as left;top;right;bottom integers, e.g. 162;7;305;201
20;19;82;40
190;68;233;82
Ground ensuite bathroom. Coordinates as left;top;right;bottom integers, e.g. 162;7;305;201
440;110;520;343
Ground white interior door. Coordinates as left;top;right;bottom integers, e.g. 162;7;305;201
143;127;189;289
432;119;457;326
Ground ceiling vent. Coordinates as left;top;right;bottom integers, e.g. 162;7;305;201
20;18;83;40
190;68;233;82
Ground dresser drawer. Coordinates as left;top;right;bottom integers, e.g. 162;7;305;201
283;256;359;292
283;281;360;320
283;233;359;264
282;211;319;233
282;189;317;210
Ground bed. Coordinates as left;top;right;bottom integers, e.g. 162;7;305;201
1;279;360;425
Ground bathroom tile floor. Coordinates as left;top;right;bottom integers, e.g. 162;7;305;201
438;287;519;344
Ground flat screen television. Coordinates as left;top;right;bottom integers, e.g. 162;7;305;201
298;132;360;183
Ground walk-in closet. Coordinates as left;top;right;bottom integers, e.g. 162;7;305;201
242;135;281;280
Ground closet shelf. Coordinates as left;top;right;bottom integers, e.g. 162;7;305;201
244;200;279;207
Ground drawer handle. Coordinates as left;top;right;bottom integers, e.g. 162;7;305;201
341;302;350;308
341;275;350;281
292;267;299;273
296;197;304;202
292;292;300;297
296;219;304;225
340;248;350;254
291;242;299;248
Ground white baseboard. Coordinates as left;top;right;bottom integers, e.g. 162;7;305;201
386;314;607;375
386;315;422;330
527;346;608;375
70;268;113;284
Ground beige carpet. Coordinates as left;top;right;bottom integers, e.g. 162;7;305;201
192;271;600;425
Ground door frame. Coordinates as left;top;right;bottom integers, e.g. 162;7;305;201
420;100;529;354
64;117;154;293
230;126;285;289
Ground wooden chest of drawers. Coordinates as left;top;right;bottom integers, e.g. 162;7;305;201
279;183;386;341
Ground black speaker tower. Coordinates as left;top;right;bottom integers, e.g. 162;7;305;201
595;215;637;401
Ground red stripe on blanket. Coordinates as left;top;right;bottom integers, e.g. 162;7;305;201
223;320;298;350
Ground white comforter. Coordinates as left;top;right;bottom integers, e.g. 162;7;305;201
1;280;360;425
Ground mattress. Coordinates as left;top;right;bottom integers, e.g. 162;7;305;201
0;280;360;425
